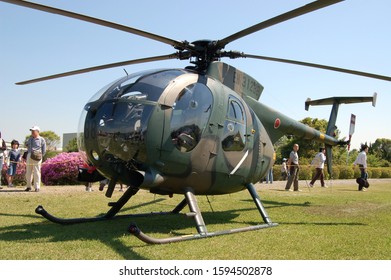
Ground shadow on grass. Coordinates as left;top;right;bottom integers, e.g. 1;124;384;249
0;217;148;259
0;189;27;193
279;221;366;226
1;193;366;259
0;199;245;259
241;199;312;209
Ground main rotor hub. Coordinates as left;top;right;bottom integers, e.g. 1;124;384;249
187;39;221;72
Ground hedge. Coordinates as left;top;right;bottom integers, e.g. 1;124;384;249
272;165;391;180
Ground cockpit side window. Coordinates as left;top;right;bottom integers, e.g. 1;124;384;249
222;96;246;151
228;99;245;123
170;83;213;152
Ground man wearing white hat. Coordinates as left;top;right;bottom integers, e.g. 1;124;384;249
25;125;46;192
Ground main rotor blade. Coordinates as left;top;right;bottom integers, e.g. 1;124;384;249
16;53;179;85
217;0;344;49
1;0;190;50
243;53;391;82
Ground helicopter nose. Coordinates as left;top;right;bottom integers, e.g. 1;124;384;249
83;99;150;166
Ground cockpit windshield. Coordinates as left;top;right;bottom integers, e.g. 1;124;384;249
78;69;188;164
86;69;187;104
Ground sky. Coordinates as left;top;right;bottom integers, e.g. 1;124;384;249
1;0;390;150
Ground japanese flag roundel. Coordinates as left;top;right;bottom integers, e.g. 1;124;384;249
274;118;281;129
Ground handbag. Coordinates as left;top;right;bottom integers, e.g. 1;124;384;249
356;177;370;188
30;150;43;161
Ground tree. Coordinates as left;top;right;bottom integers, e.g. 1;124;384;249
65;137;78;152
279;117;339;160
273;136;290;164
370;138;391;163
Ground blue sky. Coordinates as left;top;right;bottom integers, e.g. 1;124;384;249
1;0;390;150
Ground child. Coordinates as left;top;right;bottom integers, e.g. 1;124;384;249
7;140;21;187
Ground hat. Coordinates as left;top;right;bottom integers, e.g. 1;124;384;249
282;158;287;161
30;125;40;132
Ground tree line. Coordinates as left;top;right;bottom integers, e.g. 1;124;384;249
274;117;391;168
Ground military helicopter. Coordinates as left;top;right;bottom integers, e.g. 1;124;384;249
2;0;387;244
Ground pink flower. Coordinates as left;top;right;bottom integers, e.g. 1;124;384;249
41;152;85;185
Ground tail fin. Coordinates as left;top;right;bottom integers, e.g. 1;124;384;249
305;93;377;177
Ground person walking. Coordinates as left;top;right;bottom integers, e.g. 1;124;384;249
285;144;301;192
309;147;327;188
354;144;369;191
25;126;46;192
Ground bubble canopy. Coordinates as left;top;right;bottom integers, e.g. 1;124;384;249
77;68;213;172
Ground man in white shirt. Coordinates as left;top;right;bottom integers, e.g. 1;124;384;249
309;147;327;187
354;144;369;191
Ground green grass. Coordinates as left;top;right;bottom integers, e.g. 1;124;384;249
1;179;390;260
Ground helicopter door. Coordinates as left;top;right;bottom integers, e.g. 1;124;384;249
222;96;248;175
160;79;214;175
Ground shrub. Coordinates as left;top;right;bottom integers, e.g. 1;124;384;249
1;162;26;186
370;168;381;178
272;165;282;181
329;166;340;180
298;165;312;180
380;168;391;178
41;152;85;185
339;166;354;179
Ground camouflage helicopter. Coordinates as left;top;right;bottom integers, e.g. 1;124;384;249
2;0;387;244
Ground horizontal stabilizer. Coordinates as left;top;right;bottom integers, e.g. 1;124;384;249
305;92;377;111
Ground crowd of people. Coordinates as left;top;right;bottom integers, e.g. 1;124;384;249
1;126;126;193
280;143;369;192
0;126;46;192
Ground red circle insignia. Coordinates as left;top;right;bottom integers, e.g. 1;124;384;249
274;118;281;129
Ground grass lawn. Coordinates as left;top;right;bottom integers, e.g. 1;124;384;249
0;179;390;260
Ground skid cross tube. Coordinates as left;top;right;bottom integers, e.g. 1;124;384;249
128;184;278;244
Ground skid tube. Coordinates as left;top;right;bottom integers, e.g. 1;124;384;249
128;183;278;244
35;185;188;224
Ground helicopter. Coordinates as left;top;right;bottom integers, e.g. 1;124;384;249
1;0;388;244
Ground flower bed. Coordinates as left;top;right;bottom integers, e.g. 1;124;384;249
41;152;85;185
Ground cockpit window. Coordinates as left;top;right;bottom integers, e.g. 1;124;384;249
170;83;213;152
79;69;188;164
87;69;187;104
222;96;246;151
228;99;245;123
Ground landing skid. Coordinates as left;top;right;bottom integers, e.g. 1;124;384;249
128;183;278;244
35;183;277;244
35;185;184;224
